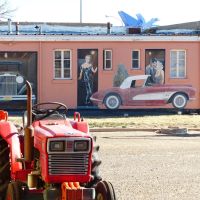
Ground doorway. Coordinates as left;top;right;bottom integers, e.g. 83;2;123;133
77;49;98;107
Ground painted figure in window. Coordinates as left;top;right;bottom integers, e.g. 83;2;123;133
78;54;98;104
145;58;157;85
155;60;164;84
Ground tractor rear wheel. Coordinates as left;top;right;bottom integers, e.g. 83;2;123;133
95;181;116;200
0;136;10;200
86;143;102;188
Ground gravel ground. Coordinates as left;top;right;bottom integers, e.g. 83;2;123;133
92;131;200;200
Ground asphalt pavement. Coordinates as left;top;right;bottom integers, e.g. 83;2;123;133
93;131;200;200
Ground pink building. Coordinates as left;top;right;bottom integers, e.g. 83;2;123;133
0;22;199;110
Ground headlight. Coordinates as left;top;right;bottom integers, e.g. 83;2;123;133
50;141;65;152
74;140;89;152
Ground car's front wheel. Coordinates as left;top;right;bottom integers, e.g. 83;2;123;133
104;94;121;109
172;93;188;109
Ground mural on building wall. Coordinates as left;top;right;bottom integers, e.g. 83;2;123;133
0;52;37;109
77;49;98;107
90;49;196;110
113;64;129;87
145;49;165;85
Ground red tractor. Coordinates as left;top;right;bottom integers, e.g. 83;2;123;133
0;81;116;200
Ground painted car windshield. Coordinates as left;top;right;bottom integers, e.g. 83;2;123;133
131;79;146;88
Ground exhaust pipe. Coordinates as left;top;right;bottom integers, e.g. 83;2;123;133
24;81;34;162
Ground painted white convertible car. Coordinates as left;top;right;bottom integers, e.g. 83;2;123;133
90;75;196;109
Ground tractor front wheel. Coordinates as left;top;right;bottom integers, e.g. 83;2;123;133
0;136;10;200
95;181;116;200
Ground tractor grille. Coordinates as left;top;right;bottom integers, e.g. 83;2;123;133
48;153;89;175
0;75;17;95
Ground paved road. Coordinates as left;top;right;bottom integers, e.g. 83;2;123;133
92;131;200;200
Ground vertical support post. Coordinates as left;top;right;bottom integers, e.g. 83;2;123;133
15;22;19;35
80;0;82;23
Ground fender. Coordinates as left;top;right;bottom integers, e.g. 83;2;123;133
73;112;89;134
0;121;22;179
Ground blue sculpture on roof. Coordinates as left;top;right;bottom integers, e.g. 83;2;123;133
118;11;159;30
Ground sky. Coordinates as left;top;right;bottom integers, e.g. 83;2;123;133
7;0;200;26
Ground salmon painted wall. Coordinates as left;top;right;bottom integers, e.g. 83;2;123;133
37;40;200;109
38;41;200;109
0;40;199;109
96;41;200;109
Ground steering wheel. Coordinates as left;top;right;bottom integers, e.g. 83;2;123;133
32;102;68;120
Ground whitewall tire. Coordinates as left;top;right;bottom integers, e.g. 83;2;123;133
104;94;121;110
172;93;188;109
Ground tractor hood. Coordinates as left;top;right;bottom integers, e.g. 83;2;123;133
33;119;89;139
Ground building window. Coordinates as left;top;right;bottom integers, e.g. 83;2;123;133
132;50;140;69
54;50;71;79
103;50;112;70
170;50;186;78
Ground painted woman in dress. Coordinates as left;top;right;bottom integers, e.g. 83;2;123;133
78;54;97;104
155;60;164;84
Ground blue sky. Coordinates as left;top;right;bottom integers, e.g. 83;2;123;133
8;0;200;26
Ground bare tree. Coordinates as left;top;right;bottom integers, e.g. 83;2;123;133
113;64;129;87
0;0;15;20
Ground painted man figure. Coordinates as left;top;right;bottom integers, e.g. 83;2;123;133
145;58;157;85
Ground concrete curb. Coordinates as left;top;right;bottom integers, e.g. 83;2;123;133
90;128;200;132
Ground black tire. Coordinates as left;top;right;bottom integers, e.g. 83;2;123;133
104;94;121;110
95;181;116;200
0;136;10;200
86;143;102;188
92;144;102;179
172;93;188;109
5;181;21;200
103;181;116;200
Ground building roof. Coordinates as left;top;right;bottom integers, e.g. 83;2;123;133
0;20;200;37
0;34;199;42
0;21;126;35
157;21;200;30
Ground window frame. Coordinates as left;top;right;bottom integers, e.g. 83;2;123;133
103;49;113;70
54;49;72;79
131;49;140;69
170;49;186;79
